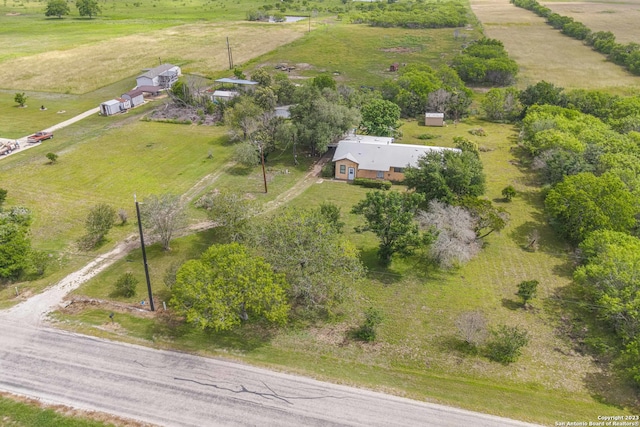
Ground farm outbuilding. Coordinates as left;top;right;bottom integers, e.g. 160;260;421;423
210;90;238;102
100;99;122;116
122;89;145;107
136;63;181;89
425;112;445;127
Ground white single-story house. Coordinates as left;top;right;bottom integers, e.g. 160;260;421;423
136;64;181;89
332;136;459;181
122;89;145;107
425;112;445;127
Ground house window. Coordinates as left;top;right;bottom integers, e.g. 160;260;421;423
339;165;346;174
376;171;384;179
393;167;404;173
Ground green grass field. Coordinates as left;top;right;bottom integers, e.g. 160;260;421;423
54;118;638;424
0;393;116;427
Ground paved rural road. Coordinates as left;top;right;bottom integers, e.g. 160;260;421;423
0;317;540;427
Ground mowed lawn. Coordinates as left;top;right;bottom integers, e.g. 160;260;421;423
58;119;638;424
469;0;640;92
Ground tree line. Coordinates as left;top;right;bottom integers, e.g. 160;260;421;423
511;0;640;75
513;84;640;386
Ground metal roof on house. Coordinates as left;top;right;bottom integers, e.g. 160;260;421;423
332;138;459;171
101;99;120;106
136;85;163;93
425;112;445;118
215;78;259;85
275;105;292;119
138;64;178;79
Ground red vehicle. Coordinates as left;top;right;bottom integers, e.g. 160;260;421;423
27;131;53;143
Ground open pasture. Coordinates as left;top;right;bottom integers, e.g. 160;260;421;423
541;0;640;44
0;21;308;94
469;0;640;91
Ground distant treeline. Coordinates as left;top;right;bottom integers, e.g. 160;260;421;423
511;0;640;75
349;1;468;29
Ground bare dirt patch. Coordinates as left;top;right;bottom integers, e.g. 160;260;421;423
146;103;221;125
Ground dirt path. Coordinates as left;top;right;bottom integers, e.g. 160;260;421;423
263;151;332;213
0;155;328;325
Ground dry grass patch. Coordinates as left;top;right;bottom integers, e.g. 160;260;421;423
1;21;307;94
542;1;640;44
469;0;640;90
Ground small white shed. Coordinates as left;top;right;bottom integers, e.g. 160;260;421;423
425;112;445;127
100;99;122;116
211;90;238;102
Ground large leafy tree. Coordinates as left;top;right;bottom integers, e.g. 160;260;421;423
140;193;185;251
290;86;360;155
575;230;640;342
360;99;401;137
171;243;289;331
404;150;486;204
76;0;100;18
0;207;32;280
250;208;364;314
545;172;638;243
45;0;70;18
352;190;428;266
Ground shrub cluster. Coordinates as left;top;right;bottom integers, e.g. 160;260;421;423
349;1;468;29
451;38;518;86
353;178;392;190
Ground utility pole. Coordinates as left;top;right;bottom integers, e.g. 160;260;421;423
227;37;233;70
135;195;155;311
260;142;268;193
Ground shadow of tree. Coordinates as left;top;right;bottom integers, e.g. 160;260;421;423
501;298;521;311
435;334;481;357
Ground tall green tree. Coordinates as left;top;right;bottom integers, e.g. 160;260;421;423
290;86;360;155
360;99;401;136
76;0;100;18
404;150;486;204
575;230;640;342
352;190;428;266
0;207;32;280
545;172;638;243
45;0;70;18
250;208;364;314
171;243;289;331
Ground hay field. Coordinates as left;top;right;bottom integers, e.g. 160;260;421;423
541;0;640;44
0;21;307;94
469;0;640;91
